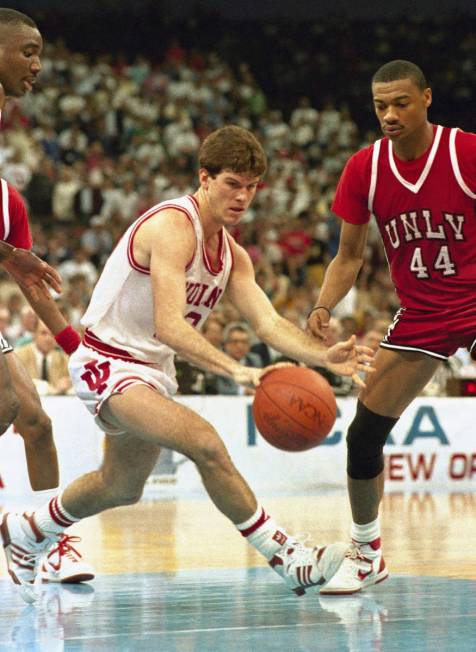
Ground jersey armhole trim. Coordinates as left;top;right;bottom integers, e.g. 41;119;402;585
1;178;10;240
449;128;476;199
368;139;381;217
127;204;198;274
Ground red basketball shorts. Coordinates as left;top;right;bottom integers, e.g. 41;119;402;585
381;305;476;360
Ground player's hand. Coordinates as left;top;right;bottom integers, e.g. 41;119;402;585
306;307;330;341
233;362;295;389
324;335;375;388
2;248;62;299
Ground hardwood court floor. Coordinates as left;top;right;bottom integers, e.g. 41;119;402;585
0;491;475;651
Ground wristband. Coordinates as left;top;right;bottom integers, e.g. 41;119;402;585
55;326;81;355
307;306;331;319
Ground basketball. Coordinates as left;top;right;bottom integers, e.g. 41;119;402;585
252;366;337;452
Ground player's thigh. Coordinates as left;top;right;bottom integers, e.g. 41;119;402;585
358;347;440;417
101;384;222;457
4;352;45;421
100;433;161;491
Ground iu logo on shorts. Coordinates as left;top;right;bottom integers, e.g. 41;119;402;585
80;360;111;395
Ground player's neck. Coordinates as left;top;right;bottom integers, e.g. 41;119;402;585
392;121;434;161
194;188;223;240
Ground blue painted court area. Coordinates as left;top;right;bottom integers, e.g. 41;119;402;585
0;570;474;652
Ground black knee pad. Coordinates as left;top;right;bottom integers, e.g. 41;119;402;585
346;400;399;480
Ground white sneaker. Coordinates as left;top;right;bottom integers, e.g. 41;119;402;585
270;537;348;596
320;542;389;595
39;534;95;584
0;512;55;603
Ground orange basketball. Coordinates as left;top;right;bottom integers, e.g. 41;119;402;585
252;366;337;451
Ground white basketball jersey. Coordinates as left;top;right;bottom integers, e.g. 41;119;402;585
81;195;234;378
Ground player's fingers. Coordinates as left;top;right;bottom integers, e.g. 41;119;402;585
257;362;295;383
352;373;366;388
43;272;62;293
358;353;375;365
358;363;376;373
355;345;374;356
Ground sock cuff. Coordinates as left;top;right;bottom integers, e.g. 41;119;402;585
236;506;269;537
48;495;80;528
351;517;380;544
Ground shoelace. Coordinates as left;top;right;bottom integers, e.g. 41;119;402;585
48;535;83;562
345;544;367;562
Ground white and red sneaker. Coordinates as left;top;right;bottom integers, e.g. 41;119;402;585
0;512;55;603
39;534;95;584
270;537;348;596
320;541;389;595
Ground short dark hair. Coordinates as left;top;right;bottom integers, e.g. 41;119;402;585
372;60;427;90
0;8;37;29
199;125;267;177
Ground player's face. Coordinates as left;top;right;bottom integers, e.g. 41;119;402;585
199;169;260;226
372;78;432;142
0;23;42;98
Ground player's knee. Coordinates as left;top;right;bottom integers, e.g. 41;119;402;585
0;391;20;435
346;401;398;480
110;486;144;506
103;472;146;506
193;429;232;472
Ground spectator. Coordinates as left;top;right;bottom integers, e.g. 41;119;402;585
216;323;263;395
15;321;72;396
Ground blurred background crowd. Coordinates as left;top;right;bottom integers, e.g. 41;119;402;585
1;5;475;396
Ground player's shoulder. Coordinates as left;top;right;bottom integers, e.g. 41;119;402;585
344;142;376;173
453;127;476;154
0;178;26;213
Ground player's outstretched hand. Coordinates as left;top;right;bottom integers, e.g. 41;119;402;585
2;248;62;299
324;334;375;388
233;361;295;390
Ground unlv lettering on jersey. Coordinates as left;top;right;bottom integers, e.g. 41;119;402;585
384;211;466;249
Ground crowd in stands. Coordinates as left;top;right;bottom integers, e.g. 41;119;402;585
1;16;475;396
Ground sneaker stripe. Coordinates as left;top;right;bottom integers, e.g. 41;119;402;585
22;512;45;543
11;558;35;571
10;543;33;556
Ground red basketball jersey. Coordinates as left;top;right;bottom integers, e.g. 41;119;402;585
0;178;32;250
332;125;476;311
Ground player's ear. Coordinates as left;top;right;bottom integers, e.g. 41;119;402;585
423;88;432;109
199;168;210;190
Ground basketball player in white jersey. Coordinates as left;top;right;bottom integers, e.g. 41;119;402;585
1;125;375;602
0;8;94;585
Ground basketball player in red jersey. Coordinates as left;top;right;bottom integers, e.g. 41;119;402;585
0;8;94;585
1;125;375;603
307;60;476;594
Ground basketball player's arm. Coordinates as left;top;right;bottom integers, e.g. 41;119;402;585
146;212;272;385
18;284;80;354
307;220;369;338
226;242;374;384
0;244;62;299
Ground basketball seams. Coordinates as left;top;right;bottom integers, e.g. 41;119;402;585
260;381;335;432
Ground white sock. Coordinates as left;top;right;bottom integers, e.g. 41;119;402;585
236;505;290;561
30;488;58;509
32;493;80;537
351;517;381;554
